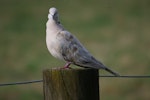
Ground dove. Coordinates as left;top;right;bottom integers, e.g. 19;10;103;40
46;7;119;76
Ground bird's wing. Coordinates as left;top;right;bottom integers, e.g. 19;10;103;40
58;30;106;69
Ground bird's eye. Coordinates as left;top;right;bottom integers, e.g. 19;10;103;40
58;21;60;24
53;12;57;18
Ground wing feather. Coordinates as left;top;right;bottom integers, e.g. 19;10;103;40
58;30;105;69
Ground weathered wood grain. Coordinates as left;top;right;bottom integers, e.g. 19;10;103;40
43;68;99;100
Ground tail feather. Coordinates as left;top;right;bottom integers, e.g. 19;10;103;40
104;67;120;76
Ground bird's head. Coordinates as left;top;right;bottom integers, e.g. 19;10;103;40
48;7;60;24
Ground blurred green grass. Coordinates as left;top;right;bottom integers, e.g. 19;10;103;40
0;0;150;100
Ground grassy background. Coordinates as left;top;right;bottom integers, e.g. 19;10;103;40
0;0;150;100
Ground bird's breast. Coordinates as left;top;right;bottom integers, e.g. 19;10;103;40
46;33;64;60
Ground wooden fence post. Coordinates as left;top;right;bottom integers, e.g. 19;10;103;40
43;68;99;100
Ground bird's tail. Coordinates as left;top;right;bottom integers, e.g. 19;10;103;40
104;67;120;76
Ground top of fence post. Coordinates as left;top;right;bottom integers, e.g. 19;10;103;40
43;68;99;100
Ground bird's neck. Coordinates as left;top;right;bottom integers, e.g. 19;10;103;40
46;20;63;33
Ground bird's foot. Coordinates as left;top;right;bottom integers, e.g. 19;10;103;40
62;62;72;69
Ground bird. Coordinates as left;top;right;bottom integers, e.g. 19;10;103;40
46;7;119;76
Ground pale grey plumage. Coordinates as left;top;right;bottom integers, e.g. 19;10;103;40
46;7;119;76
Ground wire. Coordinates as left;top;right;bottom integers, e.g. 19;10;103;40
100;75;150;78
0;75;150;87
0;80;43;87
